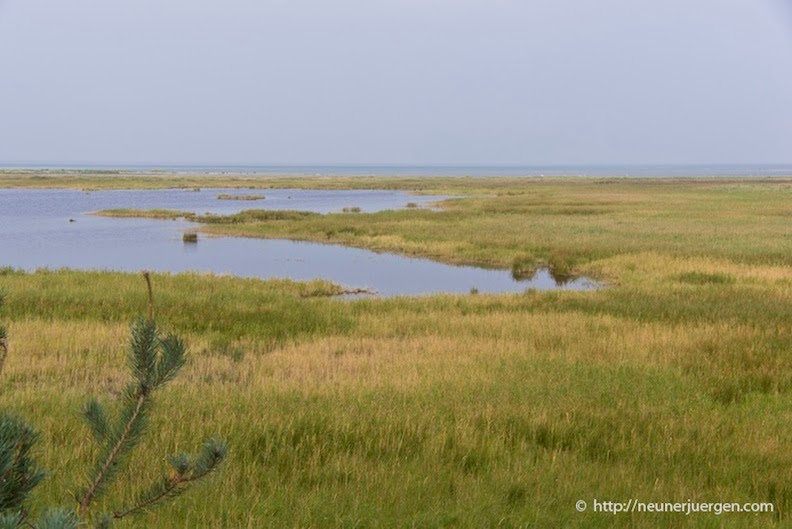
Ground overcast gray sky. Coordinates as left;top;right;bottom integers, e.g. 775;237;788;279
0;0;790;166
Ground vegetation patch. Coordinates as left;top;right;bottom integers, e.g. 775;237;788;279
216;194;265;201
199;210;319;224
546;248;576;284
96;209;191;220
511;255;538;280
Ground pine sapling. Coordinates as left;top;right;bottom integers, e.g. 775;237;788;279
77;272;228;524
0;273;228;528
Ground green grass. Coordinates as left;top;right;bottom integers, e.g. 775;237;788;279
1;175;791;527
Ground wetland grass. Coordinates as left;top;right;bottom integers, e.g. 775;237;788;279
0;263;789;528
0;176;790;527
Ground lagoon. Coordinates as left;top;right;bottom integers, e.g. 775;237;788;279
0;188;597;296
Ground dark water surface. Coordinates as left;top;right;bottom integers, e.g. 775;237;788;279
0;188;598;296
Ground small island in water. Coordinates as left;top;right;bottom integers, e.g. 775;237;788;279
216;193;265;201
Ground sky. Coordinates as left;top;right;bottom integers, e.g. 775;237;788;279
0;0;791;167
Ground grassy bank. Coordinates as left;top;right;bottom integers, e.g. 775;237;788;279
1;176;791;527
98;177;792;274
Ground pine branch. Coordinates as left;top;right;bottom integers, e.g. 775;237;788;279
110;471;188;521
154;334;186;387
128;319;158;391
0;512;22;529
110;437;227;521
82;399;109;443
78;273;192;517
34;509;79;529
78;390;146;516
0;416;44;514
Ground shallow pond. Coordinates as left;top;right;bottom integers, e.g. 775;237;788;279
0;188;598;296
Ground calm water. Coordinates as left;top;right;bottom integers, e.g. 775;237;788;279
0;188;597;296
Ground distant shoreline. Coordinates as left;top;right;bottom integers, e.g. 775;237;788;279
1;164;792;178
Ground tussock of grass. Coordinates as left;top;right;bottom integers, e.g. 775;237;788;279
546;248;575;282
511;255;537;280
